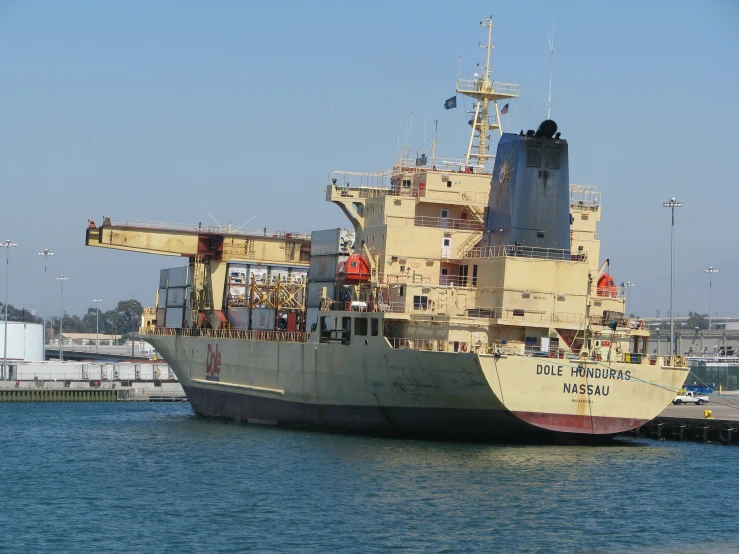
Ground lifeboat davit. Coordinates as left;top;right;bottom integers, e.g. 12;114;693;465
597;273;618;298
336;254;371;284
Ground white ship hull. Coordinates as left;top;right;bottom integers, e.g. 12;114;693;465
147;332;689;442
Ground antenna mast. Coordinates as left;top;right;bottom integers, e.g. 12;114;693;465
547;24;558;120
429;120;439;159
456;16;520;169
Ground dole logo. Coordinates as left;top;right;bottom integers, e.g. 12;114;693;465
206;344;221;381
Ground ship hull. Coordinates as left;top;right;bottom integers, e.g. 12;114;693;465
183;384;647;442
146;333;688;443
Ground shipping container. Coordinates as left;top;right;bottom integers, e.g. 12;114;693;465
309;255;347;282
307;282;336;308
159;268;169;289
725;322;739;331
228;285;247;306
310;228;354;256
248;266;269;284
165;307;185;328
251;308;276;330
168;265;191;288
156;308;166;328
306;308;320;332
290;269;308;283
270;267;291;283
157;288;168;308
227;307;251;330
167;287;191;308
228;264;248;284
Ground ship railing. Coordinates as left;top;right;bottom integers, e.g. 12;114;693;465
327;182;490;206
327;170;394;190
455;79;521;97
487;308;584;326
145;327;310;343
377;273;479;288
118;220;311;240
384;214;484;231
570;203;601;213
387;337;490;353
569;185;601;209
394;156;494;174
461;245;587;262
320;299;409;314
590;315;644;329
594;288;625;298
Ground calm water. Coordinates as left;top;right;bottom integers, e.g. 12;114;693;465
1;403;737;553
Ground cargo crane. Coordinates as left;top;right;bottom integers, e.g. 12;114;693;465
86;217;311;330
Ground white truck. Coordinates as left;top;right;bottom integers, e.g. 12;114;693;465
672;390;710;406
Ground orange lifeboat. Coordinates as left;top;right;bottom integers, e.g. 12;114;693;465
336;254;371;284
597;273;618;298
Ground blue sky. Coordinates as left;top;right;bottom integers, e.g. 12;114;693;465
1;0;737;318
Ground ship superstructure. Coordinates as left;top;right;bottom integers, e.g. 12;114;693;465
85;18;688;441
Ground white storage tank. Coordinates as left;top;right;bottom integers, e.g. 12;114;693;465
0;322;44;362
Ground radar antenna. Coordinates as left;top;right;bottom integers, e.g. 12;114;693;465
456;16;520;169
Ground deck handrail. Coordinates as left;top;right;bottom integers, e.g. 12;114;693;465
145;328;310;342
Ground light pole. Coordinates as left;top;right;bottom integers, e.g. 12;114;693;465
663;198;682;355
93;298;102;353
1;240;18;380
704;267;718;330
621;281;635;313
57;275;68;361
39;249;54;360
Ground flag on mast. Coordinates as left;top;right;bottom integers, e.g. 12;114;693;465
500;103;509;115
443;96;457;110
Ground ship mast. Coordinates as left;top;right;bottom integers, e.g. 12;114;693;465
457;16;520;168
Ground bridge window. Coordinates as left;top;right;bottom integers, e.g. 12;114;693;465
371;318;379;336
354;318;368;336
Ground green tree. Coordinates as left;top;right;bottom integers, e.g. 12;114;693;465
686;311;709;330
0;301;43;324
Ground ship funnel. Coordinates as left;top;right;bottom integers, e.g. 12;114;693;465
483;124;571;253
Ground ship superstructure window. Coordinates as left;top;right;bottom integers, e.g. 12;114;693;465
447;180;452;188
545;148;560;169
527;146;542;167
413;295;428;310
458;264;469;286
402;179;411;189
354;317;368;336
399;285;404;297
371;318;379;336
472;264;478;286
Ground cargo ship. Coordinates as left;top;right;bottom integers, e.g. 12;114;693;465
85;18;689;441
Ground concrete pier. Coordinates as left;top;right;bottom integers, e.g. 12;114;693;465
629;393;739;445
0;380;186;403
0;388;118;402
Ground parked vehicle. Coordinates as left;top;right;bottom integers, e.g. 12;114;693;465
673;390;710;405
